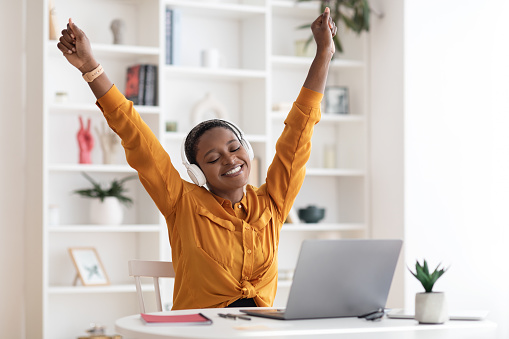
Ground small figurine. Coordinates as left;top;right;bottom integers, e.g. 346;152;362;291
110;19;125;45
95;123;120;164
77;116;94;164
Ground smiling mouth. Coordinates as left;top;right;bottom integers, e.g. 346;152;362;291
223;165;242;176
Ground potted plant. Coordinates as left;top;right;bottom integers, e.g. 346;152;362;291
408;259;449;324
296;0;371;54
74;172;137;225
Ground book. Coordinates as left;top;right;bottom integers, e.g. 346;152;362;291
143;64;158;106
125;64;158;106
165;7;172;64
125;64;146;105
165;7;181;65
140;313;213;326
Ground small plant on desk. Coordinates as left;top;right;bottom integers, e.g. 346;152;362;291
408;259;449;324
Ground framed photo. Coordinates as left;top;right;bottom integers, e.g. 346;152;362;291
69;247;110;286
324;86;349;114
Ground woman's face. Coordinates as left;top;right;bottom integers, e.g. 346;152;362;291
195;127;251;202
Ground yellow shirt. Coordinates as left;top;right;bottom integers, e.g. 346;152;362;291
96;85;322;310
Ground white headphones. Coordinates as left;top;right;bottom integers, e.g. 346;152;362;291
181;120;254;187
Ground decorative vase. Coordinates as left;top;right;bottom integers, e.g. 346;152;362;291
415;292;449;324
90;197;124;225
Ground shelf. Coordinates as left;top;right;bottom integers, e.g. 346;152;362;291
281;223;366;231
271;112;365;122
48;164;136;173
48;41;160;58
163;0;266;19
277;280;293;288
271;0;319;18
49;103;160;115
48;225;161;233
163;132;266;143
163;132;188;141
48;284;154;294
164;65;267;81
272;55;365;69
306;168;365;176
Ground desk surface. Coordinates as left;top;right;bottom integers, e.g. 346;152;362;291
115;308;497;339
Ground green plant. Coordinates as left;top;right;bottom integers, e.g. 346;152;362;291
74;172;137;207
408;259;448;293
297;0;371;54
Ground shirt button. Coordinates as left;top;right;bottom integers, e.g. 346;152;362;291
238;205;242;209
247;249;252;254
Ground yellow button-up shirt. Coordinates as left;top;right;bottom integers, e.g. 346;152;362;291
97;85;322;310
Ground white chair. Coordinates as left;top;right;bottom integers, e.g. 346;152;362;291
128;260;175;313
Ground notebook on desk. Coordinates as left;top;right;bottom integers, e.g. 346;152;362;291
241;239;403;320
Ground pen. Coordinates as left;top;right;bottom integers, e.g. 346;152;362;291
235;315;251;321
218;313;251;321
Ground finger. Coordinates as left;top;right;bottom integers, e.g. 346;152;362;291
79;116;84;129
69;18;86;41
68;18;76;39
56;41;73;55
58;34;75;53
86;118;91;131
322;7;331;27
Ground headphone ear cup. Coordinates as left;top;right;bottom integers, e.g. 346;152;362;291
241;139;254;160
187;164;207;187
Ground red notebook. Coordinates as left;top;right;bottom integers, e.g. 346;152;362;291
140;313;213;326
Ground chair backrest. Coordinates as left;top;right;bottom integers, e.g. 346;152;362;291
128;260;175;313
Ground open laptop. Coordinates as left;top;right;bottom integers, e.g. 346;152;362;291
241;239;402;320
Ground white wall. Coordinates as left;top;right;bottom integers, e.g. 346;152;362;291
369;0;405;308
404;1;509;337
0;0;26;338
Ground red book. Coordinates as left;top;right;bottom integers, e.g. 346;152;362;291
140;313;213;326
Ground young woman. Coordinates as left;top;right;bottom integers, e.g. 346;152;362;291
57;8;336;310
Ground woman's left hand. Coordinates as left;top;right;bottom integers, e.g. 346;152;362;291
311;7;337;57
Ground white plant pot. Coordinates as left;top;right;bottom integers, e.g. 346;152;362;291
415;292;449;324
90;197;124;225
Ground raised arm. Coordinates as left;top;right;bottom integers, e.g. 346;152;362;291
265;8;336;222
303;7;337;93
56;19;184;220
57;18;112;98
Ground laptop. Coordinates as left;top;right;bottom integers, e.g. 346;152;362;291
241;239;402;320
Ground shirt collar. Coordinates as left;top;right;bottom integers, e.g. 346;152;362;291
211;191;247;210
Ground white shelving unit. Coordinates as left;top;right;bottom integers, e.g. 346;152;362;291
26;0;370;337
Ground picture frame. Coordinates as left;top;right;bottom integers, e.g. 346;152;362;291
324;86;349;114
68;247;110;286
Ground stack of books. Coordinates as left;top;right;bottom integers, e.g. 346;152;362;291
125;64;158;106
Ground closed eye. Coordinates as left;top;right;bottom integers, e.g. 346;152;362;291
231;146;241;152
208;158;219;164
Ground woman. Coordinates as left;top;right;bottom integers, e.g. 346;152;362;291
57;8;336;310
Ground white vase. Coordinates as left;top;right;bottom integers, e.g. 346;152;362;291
415;292;449;324
90;197;124;225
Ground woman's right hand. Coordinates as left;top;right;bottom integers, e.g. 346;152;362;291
57;18;98;73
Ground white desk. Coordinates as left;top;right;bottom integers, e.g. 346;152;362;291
115;308;497;339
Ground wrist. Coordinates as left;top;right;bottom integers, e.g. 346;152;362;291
316;46;333;58
79;60;99;74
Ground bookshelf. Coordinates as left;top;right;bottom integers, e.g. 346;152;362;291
25;0;370;337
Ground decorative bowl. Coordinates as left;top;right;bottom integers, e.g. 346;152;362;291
298;205;325;223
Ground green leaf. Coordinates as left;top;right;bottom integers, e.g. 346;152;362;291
423;259;430;276
73;173;137;207
408;259;448;292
